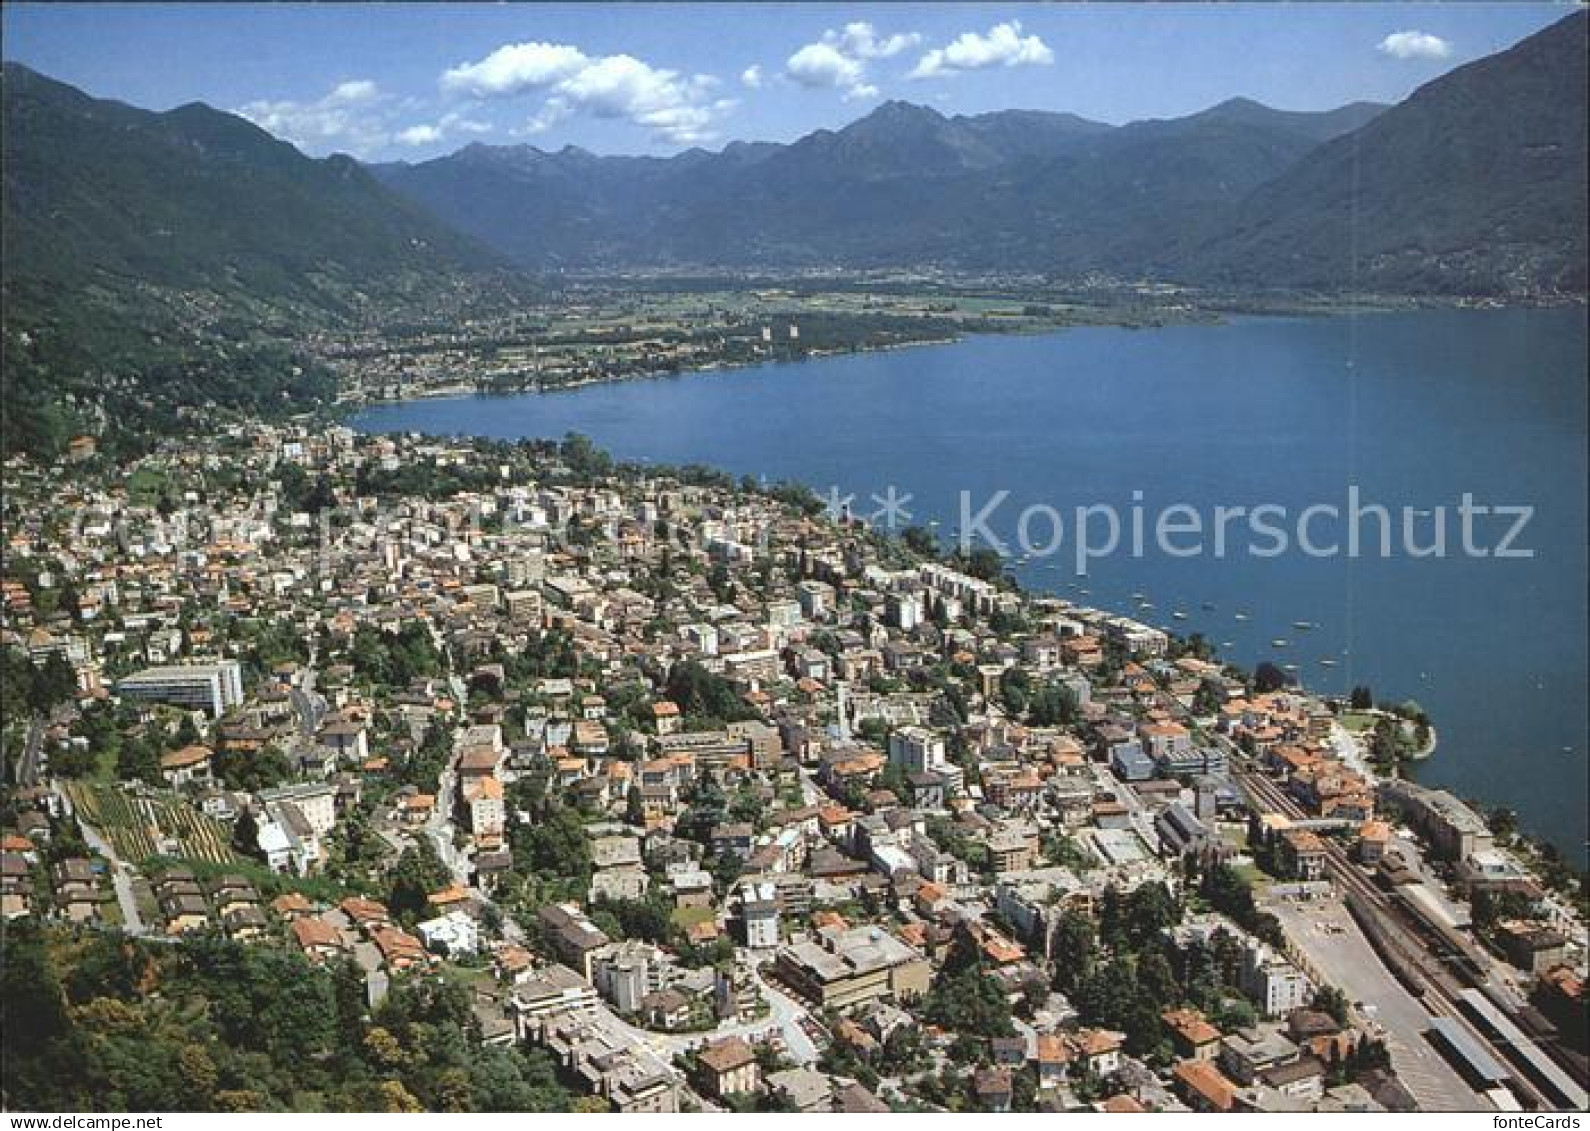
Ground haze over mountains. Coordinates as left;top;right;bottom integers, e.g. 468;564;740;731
5;9;1585;315
368;11;1585;292
371;96;1389;277
0;9;1584;455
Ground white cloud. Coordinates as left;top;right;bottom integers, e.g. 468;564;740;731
440;42;589;97
785;22;917;100
395;112;491;148
237;79;393;156
440;42;731;145
328;79;380;104
787;43;867;93
908;20;1055;79
239;79;493;156
396;123;443;147
740;64;764;89
832;22;920;60
1376;30;1453;61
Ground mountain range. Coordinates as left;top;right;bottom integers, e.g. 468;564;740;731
5;11;1583;306
2;62;496;310
1;62;511;455
370;11;1585;292
370;96;1390;275
0;12;1584;454
1183;10;1588;293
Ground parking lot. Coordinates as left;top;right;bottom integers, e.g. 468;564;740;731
1265;892;1489;1112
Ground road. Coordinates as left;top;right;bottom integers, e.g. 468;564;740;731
421;704;817;1064
426;726;473;884
593;959;819;1066
748;958;820;1062
1266;893;1480;1111
289;665;326;739
63;783;148;936
1328;721;1371;778
1089;761;1160;850
1239;769;1560;1110
16;716;45;788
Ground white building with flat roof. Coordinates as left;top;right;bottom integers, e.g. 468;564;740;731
116;660;244;717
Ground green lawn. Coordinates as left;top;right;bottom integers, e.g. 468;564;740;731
125;466;170;506
1339;712;1377;734
671;905;715;929
1230;863;1270;888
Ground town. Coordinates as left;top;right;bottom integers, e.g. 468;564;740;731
312;280;1203;408
1;424;1585;1114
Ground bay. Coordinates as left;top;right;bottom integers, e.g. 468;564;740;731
352;307;1589;858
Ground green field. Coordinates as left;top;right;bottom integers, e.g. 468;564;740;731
1339;712;1378;734
66;781;237;864
671;904;716;929
124;466;172;507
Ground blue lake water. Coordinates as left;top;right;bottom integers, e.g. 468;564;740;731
353;308;1589;857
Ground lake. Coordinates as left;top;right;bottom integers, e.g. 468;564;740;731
353;307;1589;857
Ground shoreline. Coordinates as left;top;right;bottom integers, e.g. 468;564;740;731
336;333;968;411
333;291;1573;415
333;307;1581;865
332;287;1470;415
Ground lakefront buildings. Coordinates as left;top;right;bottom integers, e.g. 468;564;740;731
3;422;1583;1115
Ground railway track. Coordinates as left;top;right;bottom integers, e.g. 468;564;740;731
1235;769;1561;1110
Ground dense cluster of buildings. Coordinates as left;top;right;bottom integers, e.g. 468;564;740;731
2;424;1584;1113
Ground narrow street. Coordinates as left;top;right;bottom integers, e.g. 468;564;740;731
62;784;148;936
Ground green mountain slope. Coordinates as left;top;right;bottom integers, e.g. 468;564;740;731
1180;11;1588;294
373;98;1384;272
1;63;509;456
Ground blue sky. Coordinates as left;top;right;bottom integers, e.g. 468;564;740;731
2;3;1574;160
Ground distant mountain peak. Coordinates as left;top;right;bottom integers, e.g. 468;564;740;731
872;98;942;118
1206;96;1272;114
845;99;947;132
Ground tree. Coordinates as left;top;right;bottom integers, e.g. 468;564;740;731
674;780;727;846
1028;683;1078;727
1349;685;1374;711
232;809;261;860
510;803;592;893
902;526;939;559
213;744;293;792
593;892;675;945
921;965;1016;1038
953;546;1006;583
1486;807;1519;845
999;667;1031;718
1050;910;1097;995
665;660;755;725
1253;662;1291;694
1312;985;1350;1026
1210;996;1257;1032
389;840;452;923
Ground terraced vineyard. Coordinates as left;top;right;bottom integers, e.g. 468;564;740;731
65;782;237;864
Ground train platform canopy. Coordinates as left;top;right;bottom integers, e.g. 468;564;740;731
1426;1017;1508;1086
